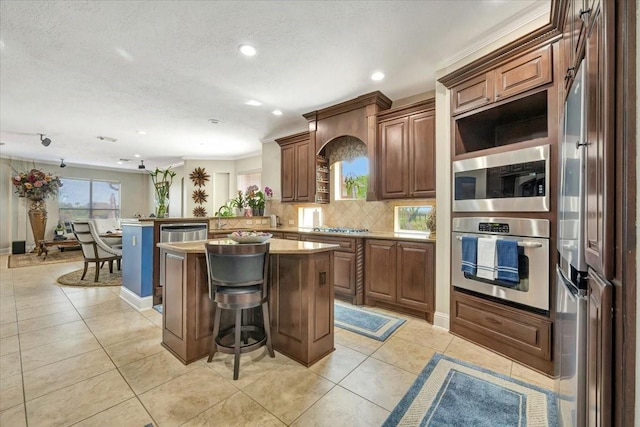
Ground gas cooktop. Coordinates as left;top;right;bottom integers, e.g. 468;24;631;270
312;227;369;234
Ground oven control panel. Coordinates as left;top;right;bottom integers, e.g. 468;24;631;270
478;222;510;233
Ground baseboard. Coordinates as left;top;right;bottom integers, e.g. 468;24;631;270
433;311;450;331
120;287;153;311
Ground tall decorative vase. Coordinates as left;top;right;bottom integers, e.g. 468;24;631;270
155;195;169;218
28;199;47;249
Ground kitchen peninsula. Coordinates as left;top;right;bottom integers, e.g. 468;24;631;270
157;238;339;366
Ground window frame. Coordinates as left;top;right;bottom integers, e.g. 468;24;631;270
58;177;121;221
394;205;433;235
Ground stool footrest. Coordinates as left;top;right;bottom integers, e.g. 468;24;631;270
215;324;267;355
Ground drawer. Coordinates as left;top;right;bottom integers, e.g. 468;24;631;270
452;292;551;361
302;235;356;252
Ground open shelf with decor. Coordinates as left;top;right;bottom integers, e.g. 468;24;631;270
315;155;330;204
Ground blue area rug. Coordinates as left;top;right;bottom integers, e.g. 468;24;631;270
383;354;557;427
334;301;405;341
153;304;162;314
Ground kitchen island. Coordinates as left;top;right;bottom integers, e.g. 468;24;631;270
156;238;338;366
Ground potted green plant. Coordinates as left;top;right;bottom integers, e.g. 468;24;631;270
230;191;245;216
425;207;436;237
245;185;266;216
148;167;176;218
344;173;359;199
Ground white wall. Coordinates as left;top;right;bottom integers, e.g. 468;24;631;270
0;158;150;253
261;141;283;200
182;159;237;217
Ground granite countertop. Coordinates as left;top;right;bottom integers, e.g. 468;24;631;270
273;227;436;242
157;238;340;254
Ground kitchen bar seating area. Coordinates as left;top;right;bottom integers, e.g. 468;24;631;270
0;253;556;426
0;0;635;426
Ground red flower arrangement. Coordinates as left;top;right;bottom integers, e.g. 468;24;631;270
12;168;63;201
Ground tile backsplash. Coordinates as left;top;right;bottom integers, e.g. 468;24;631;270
264;199;435;232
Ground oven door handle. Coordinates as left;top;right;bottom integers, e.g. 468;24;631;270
455;236;543;248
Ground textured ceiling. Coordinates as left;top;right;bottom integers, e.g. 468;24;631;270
0;1;549;171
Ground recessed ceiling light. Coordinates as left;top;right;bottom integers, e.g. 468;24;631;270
238;44;256;56
208;118;220;124
137;130;146;135
134;154;141;158
245;100;262;106
272;110;283;116
371;71;385;81
117;161;124;165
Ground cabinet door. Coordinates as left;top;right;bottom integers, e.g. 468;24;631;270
396;241;434;312
379;117;409;199
409;111;436;198
562;0;575;92
364;240;396;302
587;269;612;427
295;141;311;202
281;145;296;202
451;72;494;115
334;251;356;296
584;0;614;279
494;44;552;101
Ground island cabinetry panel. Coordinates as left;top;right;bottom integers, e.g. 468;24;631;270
159;240;336;367
161;249;214;364
276;132;312;203
377;100;436;199
450;290;553;375
301;234;364;305
269;251;335;366
365;239;435;321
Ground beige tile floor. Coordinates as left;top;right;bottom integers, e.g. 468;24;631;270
0;254;554;427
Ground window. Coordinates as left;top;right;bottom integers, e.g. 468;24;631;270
333;156;368;200
298;207;323;228
394;205;433;234
237;170;261;193
58;178;121;221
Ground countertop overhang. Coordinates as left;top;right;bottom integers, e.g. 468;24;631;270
157;238;340;254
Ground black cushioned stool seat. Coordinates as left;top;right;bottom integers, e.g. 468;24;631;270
205;242;274;380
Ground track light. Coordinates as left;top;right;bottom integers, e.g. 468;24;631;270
39;134;51;147
138;160;146;170
60;159;66;168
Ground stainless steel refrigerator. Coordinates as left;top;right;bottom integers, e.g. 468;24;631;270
555;64;588;427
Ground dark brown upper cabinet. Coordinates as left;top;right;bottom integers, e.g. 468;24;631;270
451;44;552;117
562;0;595;92
451;72;494;116
276;132;313;203
377;100;436;199
494;45;553;101
442;41;559;159
583;0;614;280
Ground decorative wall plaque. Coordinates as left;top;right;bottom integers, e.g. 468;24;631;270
189;167;210;187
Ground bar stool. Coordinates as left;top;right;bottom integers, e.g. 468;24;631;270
204;242;274;380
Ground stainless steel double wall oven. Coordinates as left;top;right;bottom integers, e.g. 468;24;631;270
451;217;550;312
